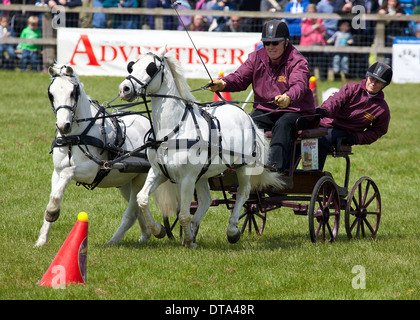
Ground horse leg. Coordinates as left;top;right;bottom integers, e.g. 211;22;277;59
35;220;53;247
105;176;151;245
178;179;197;249
35;168;74;246
137;168;167;239
190;179;212;242
44;168;74;222
227;167;252;244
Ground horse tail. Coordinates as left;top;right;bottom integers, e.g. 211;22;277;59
250;168;285;192
152;180;179;217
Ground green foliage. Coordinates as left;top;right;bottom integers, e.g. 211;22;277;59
0;71;419;300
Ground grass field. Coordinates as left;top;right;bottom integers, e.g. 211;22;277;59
0;69;419;302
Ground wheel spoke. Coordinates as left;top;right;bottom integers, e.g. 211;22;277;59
363;216;375;234
251;214;259;234
349;217;358;233
352;196;360;212
363;191;378;208
362;180;371;205
240;214;249;234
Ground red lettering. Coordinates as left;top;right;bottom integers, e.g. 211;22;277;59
119;46;135;62
197;48;209;64
69;34;100;66
212;48;227;65
230;49;245;65
100;46;118;62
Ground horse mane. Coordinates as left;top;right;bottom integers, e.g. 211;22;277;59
49;63;81;87
163;52;196;103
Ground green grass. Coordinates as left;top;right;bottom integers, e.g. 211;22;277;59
0;70;419;300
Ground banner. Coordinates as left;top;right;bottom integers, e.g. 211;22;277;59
57;28;261;78
392;37;420;84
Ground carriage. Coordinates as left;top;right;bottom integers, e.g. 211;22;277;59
163;116;381;244
39;52;381;248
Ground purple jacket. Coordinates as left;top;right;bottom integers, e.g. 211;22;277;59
320;79;390;145
222;43;315;115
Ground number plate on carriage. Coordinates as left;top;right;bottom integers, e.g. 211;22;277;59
301;139;319;170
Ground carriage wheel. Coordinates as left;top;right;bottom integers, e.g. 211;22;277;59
239;204;266;236
345;177;381;240
308;176;340;243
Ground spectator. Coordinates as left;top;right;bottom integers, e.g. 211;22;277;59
187;14;209;31
79;0;93;28
0;14;16;70
196;0;217;26
379;0;407;45
18;15;42;72
102;0;140;29
300;4;325;46
209;0;237;32
236;0;262;32
316;62;392;170
48;0;83;28
260;0;289;13
220;16;249;32
316;0;338;40
146;0;174;30
334;0;370;78
174;0;192;31
92;0;108;28
327;20;354;81
300;4;326;80
284;0;311;44
415;4;420;37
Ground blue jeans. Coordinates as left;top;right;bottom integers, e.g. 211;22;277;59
0;44;16;70
332;53;349;74
318;128;353;170
146;0;174;30
20;50;42;72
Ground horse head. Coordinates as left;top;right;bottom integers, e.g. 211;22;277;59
48;64;81;134
119;46;167;102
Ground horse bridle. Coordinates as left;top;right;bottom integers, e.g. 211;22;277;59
125;52;165;98
48;76;81;122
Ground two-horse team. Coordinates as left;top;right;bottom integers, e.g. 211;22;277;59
36;47;285;249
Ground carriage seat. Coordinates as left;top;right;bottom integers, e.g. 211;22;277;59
263;114;327;141
328;138;353;157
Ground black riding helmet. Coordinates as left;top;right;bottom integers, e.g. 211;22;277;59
261;20;290;42
366;62;393;86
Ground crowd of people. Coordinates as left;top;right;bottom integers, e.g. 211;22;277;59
1;0;419;74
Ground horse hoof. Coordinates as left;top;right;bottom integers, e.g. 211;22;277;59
183;241;198;249
154;223;166;239
45;210;60;223
227;230;241;244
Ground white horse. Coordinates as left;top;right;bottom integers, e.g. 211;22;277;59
118;47;284;248
35;64;177;247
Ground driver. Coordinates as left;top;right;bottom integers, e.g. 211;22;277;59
316;62;393;170
208;20;315;172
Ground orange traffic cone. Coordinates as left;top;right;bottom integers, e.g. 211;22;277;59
213;71;232;102
39;212;88;288
309;76;318;107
